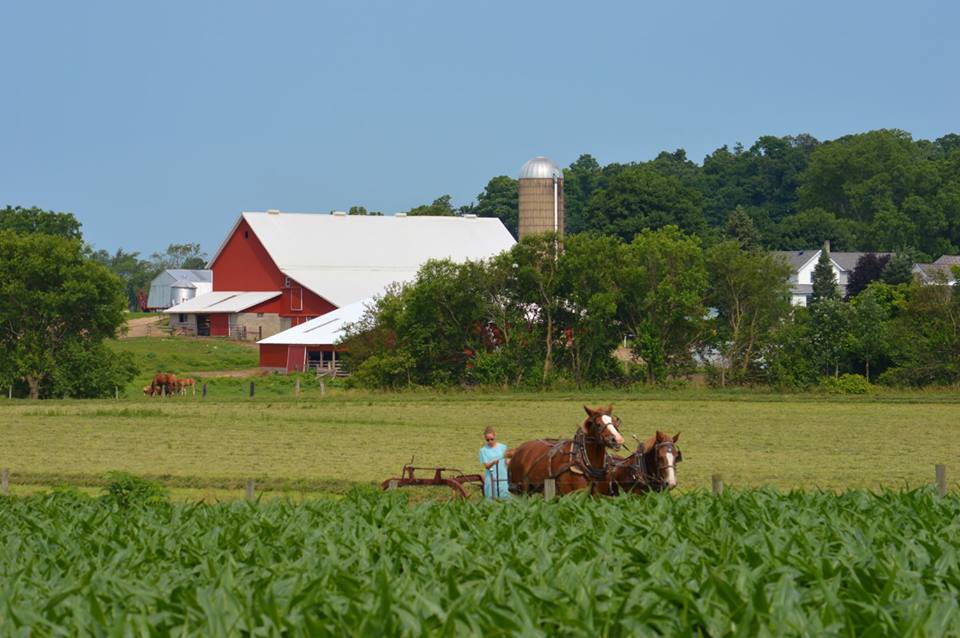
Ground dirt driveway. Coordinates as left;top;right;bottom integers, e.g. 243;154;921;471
122;316;166;338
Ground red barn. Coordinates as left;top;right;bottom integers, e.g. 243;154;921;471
163;210;515;366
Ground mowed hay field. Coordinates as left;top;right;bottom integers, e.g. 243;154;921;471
2;393;960;496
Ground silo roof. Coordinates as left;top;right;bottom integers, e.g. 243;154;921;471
519;156;563;179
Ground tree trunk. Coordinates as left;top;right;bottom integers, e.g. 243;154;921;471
26;376;40;400
542;314;553;385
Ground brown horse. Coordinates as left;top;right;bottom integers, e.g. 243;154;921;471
175;377;195;396
148;373;178;396
602;431;683;495
508;405;626;496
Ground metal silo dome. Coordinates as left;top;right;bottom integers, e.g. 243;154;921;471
519;156;563;180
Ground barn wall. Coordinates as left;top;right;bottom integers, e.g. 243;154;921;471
259;344;287;368
246;288;336;320
234;312;285;340
169;313;197;335
211;218;283;291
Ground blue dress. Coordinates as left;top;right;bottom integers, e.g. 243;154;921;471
479;443;511;499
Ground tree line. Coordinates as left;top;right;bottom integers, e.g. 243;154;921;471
342;229;960;390
369;129;960;261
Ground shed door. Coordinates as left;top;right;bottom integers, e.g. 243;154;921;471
286;345;306;373
210;314;229;337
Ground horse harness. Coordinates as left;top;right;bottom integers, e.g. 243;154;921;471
607;440;684;494
523;430;609;492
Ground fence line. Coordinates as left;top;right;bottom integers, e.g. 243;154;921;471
0;466;950;499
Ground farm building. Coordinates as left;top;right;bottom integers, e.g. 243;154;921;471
913;255;960;285
164;210;515;342
145;269;212;310
258;298;371;373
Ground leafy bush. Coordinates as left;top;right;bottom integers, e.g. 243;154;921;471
820;373;873;394
101;472;168;508
346;352;416;389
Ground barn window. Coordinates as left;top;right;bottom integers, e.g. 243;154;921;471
178;314;187;323
283;276;292;288
244;230;249;239
257;313;264;318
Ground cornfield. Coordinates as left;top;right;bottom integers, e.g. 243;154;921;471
2;489;959;636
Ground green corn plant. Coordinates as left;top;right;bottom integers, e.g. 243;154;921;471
0;487;959;636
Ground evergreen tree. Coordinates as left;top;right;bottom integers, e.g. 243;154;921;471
880;251;915;285
810;243;839;304
725;206;762;250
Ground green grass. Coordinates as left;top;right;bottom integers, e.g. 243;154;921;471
2;489;959;635
2;393;959;494
108;336;259;382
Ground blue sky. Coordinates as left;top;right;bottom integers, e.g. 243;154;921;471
2;1;958;256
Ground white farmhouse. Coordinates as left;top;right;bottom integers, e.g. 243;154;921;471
774;244;887;306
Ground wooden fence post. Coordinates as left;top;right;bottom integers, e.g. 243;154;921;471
295;377;301;397
246;479;255;501
1;468;8;496
249;382;255;398
936;464;947;497
320;380;325;398
161;384;166;398
712;474;723;496
8;386;11;399
544;478;556;501
202;383;207;398
115;386;119;400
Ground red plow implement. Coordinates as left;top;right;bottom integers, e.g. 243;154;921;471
380;460;484;499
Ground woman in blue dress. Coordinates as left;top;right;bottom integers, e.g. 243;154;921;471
479;426;512;499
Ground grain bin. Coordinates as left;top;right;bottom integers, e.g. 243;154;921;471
518;156;564;239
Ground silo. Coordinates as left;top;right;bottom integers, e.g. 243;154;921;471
518;156;564;239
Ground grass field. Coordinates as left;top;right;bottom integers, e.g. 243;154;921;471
108;337;261;393
2;391;959;497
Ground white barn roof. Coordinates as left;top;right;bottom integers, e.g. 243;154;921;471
164;291;280;313
258;298;372;346
211;212;515;307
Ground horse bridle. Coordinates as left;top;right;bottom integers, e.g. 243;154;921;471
648;441;682;491
573;414;623;481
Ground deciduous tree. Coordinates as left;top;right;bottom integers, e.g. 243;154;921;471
0;231;133;398
706;241;792;384
617;226;707;383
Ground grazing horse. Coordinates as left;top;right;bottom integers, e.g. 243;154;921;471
603;431;683;495
149;373;178;396
508;405;626;496
175;377;195;396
